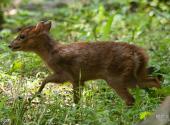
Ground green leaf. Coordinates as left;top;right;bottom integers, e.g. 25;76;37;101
95;4;105;23
10;60;24;72
139;111;152;120
103;15;114;39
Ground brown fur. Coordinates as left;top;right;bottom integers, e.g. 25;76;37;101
9;21;160;106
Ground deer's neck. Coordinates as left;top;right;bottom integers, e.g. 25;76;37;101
34;35;59;62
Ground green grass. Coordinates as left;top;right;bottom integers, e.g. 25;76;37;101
0;0;170;125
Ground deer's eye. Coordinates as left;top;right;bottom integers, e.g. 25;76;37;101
19;34;26;39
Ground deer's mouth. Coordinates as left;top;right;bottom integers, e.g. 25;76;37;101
12;46;21;51
9;45;22;51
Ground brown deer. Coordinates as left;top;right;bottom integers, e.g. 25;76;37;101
9;21;160;106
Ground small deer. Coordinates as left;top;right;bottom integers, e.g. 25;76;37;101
9;21;160;106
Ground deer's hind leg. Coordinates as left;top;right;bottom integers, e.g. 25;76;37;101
137;67;161;89
138;77;160;89
106;78;135;106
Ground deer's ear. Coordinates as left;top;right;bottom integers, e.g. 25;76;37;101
34;21;44;32
43;21;51;32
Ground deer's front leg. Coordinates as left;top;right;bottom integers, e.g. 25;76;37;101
29;75;59;102
38;72;73;93
28;73;72;102
73;82;84;104
38;74;58;93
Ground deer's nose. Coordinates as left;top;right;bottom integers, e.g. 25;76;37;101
8;44;12;48
8;42;13;48
8;45;11;48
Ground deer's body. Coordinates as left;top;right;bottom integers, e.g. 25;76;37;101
9;21;160;105
37;39;146;84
